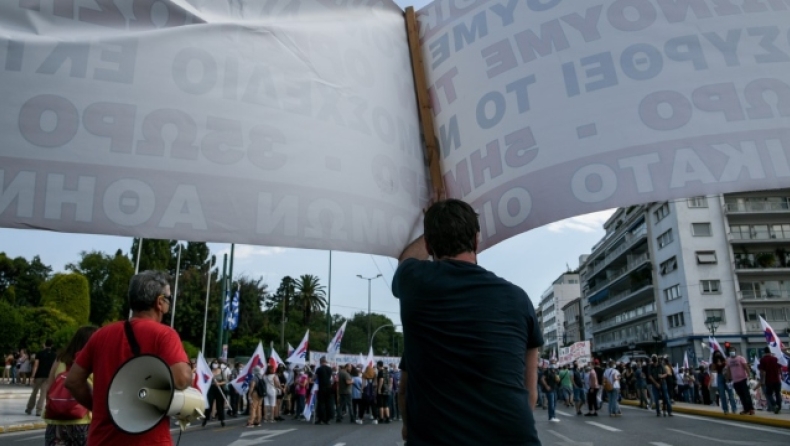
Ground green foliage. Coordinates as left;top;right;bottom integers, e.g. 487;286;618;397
0;253;52;307
66;250;132;325
0;301;25;353
131;238;174;273
229;335;262;357
19;306;76;352
294;274;326;326
51;325;79;352
182;341;199;360
40;273;90;325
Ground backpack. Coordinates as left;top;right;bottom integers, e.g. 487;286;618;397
363;380;376;402
46;367;89;421
255;375;268;398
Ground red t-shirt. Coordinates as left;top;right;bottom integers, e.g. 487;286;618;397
759;355;782;385
75;319;188;446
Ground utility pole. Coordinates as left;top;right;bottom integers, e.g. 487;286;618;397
170;243;182;327
357;274;382;342
216;254;227;359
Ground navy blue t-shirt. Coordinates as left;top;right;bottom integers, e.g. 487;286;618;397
394;258;544;446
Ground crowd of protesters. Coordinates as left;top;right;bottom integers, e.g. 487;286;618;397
536;346;784;423
195;356;401;428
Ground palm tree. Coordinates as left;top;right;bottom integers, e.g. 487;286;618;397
295;274;327;327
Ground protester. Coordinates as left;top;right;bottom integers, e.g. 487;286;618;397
635;361;649;409
293;367;307;420
727;348;754;415
758;346;782;414
572;363;585;415
350;367;363;425
648;354;672;417
43;326;98;446
389;363;401;421
3;353;12;384
26;339;56;416
711;350;737;414
699;365;712;406
394;199;543;445
315;357;332;425
584;364;598;417
18;349;31;386
262;365;280;423
202;360;227;427
229;362;245;417
541;362;560;422
376;361;391;424
335;363;354;423
246;366;263;427
603;360;621;417
65;270;191;446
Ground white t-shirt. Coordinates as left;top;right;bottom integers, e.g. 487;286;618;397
604;368;621;390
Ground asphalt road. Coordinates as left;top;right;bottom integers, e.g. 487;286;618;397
2;405;789;445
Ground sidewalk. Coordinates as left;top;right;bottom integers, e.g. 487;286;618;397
0;384;46;433
621;399;790;429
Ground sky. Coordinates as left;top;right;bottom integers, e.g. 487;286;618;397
0;0;614;331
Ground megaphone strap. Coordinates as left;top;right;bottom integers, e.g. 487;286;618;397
124;320;141;357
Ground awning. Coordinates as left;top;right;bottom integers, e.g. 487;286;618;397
587;288;609;305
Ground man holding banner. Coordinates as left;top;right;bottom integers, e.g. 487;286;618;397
394;200;543;445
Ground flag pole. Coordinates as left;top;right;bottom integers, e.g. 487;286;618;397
216;253;228;359
405;6;445;200
201;263;212;354
170;242;182;327
327;250;332;346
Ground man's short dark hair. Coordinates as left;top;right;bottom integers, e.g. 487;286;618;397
424;199;480;259
44;339;53;348
377;360;384;367
128;270;171;312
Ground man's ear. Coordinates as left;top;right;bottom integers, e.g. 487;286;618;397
423;238;433;256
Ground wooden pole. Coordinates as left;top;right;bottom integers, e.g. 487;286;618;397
405;7;445;200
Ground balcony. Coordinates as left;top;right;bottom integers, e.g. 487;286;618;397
724;200;790;214
587;226;648;277
733;253;790;273
588;281;653;317
593;329;654;351
739;289;790;303
586;253;651;296
591;307;657;334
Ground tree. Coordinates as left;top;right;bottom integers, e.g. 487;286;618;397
0;301;24;353
18;306;77;352
67;250;132;325
0;253;51;307
130;238;174;272
40;273;90;325
294;275;326;327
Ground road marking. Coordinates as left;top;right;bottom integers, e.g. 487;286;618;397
555;410;573;417
584;421;621;432
333;444;346;446
649;443;673;446
227;429;297;446
667;428;769;445
669;413;790;437
14;434;44;442
547;430;594;446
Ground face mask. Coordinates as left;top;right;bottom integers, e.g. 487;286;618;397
729;352;736;357
221;364;227;370
211;364;218;369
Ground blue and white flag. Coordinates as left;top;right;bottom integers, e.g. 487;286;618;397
224;288;240;331
303;383;318;421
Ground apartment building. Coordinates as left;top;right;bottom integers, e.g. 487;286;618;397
539;272;581;355
562;297;584;344
583;188;790;364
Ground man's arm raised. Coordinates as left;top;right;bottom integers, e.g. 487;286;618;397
398;236;430;264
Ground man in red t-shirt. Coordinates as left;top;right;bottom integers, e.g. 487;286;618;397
66;271;191;446
759;347;783;414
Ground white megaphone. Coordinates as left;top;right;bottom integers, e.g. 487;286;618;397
108;355;204;433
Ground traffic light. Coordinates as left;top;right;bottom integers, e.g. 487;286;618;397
724;342;731;353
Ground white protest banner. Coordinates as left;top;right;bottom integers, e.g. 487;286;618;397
418;0;790;250
558;341;591;366
0;0;428;257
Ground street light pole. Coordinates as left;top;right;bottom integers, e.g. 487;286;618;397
370;324;400;352
357;274;382;342
705;316;721;337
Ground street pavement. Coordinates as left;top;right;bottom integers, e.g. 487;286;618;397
3;404;790;445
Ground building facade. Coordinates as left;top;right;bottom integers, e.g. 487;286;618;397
562;297;583;344
539;272;581;355
583;189;790;365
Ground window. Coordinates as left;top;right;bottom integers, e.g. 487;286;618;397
664;284;681;301
696;251;717;264
692;222;712;236
657;229;673;249
660;257;678;275
701;280;721;294
704;309;725;324
654;203;669;223
688;196;708;208
667;312;685;328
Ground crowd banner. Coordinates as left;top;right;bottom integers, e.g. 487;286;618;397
417;0;790;250
558;341;591;366
307;351;400;368
0;1;429;257
4;1;790;256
